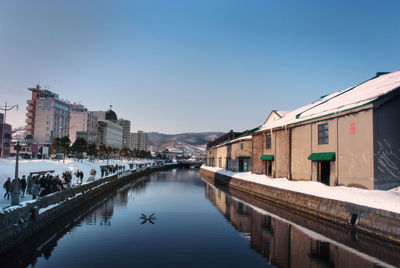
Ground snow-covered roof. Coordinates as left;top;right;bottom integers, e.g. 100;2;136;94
227;135;252;144
260;71;400;131
275;110;290;118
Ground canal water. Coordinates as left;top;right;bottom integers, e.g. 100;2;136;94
1;168;399;267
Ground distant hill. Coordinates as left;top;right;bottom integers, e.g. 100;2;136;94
148;132;224;153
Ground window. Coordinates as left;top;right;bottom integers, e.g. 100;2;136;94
266;134;271;149
46;127;50;131
46;133;49;137
46;121;51;125
218;158;222;167
318;123;329;144
240;143;244;150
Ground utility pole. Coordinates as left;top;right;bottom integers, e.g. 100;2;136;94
0;102;18;158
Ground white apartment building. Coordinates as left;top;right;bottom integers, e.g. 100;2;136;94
69;104;98;144
118;118;131;149
26;85;71;144
130;131;148;151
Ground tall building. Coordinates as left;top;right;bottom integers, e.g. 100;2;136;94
93;108;123;149
117;118;131;149
130;131;148;151
25;85;71;144
69;104;98;144
0;113;12;157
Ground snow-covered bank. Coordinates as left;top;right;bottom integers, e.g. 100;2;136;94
201;165;400;214
0;158;154;207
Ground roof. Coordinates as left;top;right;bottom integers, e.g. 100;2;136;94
105;109;118;122
259;71;400;131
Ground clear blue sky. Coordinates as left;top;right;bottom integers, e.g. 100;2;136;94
0;0;399;134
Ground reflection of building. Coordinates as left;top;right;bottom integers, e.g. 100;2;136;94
69;104;98;144
93;108;123;149
0;113;11;157
118;119;131;149
205;184;388;267
130;131;148;151
25;85;71;144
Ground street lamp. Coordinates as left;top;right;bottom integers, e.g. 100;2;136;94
0;102;18;158
11;135;32;206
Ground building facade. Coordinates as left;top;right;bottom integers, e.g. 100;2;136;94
93;109;123;149
0;113;12;157
252;71;400;190
206;130;254;172
130;131;148;151
69;104;98;145
117;118;131;149
25;85;71;144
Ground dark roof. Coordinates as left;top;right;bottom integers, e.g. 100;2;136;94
105;109;117;122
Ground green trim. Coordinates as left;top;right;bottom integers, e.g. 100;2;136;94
260;155;274;161
308;152;335;161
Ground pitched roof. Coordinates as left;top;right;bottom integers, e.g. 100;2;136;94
259;71;400;131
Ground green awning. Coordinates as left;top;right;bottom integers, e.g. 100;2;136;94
308;152;335;161
260;155;274;161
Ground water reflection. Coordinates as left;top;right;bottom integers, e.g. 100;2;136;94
0;176;152;268
205;183;397;268
1;169;398;268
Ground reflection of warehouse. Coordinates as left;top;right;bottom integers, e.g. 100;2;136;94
204;184;392;267
206;71;400;190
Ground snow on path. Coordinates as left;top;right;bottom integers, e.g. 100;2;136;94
0;158;154;208
201;165;400;214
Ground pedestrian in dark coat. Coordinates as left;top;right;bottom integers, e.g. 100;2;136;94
20;175;27;197
3;178;11;199
27;174;33;194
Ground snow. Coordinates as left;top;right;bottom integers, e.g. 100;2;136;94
260;71;400;131
228;135;252;143
0;158;155;209
201;165;400;214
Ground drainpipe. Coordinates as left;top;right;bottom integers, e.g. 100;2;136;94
289;127;292;180
336;117;339;186
310;124;313;181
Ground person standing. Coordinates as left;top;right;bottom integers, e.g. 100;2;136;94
3;177;11;199
20;175;27;197
79;170;84;184
31;178;40;199
27;174;33;194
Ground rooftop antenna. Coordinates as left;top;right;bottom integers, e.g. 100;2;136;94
110;104;112;110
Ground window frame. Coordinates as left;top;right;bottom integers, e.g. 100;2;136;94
318;123;329;145
266;134;272;149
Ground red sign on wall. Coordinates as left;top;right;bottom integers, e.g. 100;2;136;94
350;123;356;134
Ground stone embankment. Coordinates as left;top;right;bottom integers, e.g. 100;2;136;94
0;164;179;254
200;167;400;245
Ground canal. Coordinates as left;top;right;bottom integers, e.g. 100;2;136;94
1;168;399;267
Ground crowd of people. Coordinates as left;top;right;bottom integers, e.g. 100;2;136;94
2;164;128;202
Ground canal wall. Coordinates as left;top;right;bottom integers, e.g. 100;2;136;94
0;164;179;254
200;167;400;245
